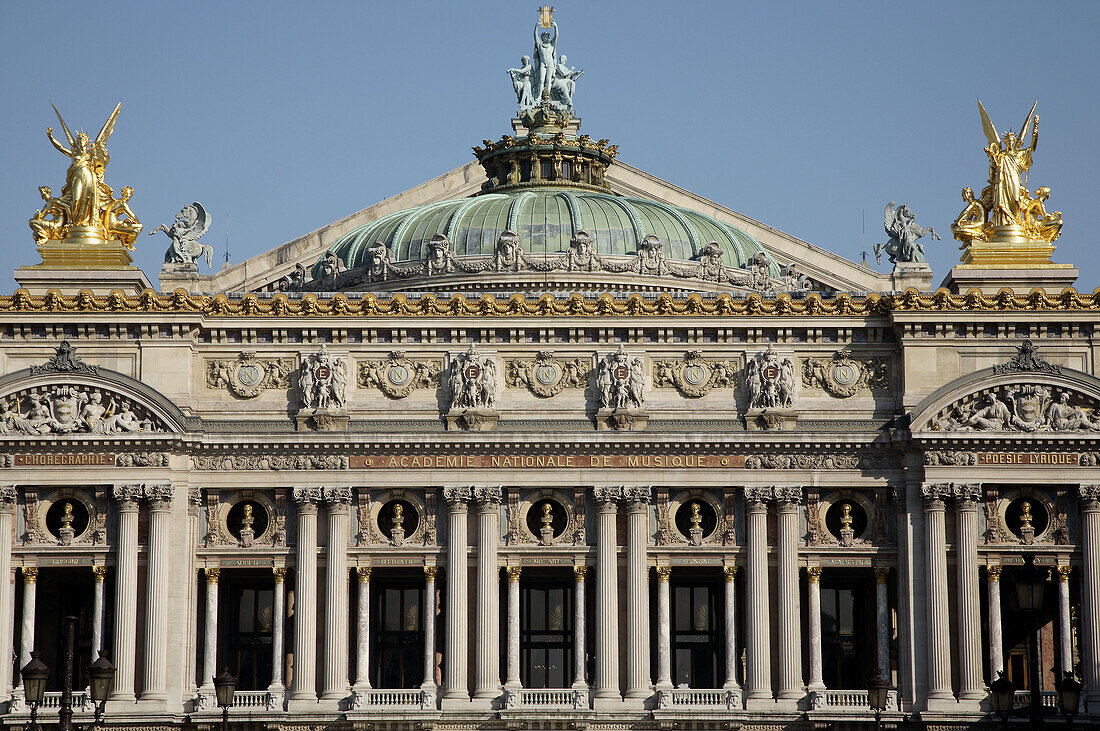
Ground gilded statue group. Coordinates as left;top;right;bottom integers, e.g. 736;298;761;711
30;103;143;250
951;101;1062;246
508;7;583;112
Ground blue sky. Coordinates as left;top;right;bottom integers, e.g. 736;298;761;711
1;1;1098;290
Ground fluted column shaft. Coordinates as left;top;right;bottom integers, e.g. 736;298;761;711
655;566;672;689
91;566;106;659
354;568;371;690
723;566;741;698
744;492;772;705
423;566;439;695
290;490;319;702
270;568;287;692
1057;566;1073;674
0;489;13;699
922;484;953;703
806;567;824;691
201;569;220;691
875;567;891;681
18;567;37;689
775;491;802;702
593;490;620;705
573;566;588;691
322;489;351;701
473;488;502;703
441;488;471;705
954;486;983;701
110;485;141;702
624;490;651;702
142;486;173;700
506;567;521;689
1084;488;1100;708
987;566;1003;678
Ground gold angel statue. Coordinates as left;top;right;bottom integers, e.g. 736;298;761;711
952;100;1061;246
30;102;142;249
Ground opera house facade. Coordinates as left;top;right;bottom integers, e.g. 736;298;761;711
1;11;1098;730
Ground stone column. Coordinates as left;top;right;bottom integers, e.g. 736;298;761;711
110;484;142;702
422;566;439;705
592;486;621;707
1083;486;1100;708
743;487;772;707
200;568;220;694
1057;565;1073;674
806;567;825;692
142;484;173;701
722;566;741;704
921;483;953;704
623;486;651;704
0;486;14;699
18;567;37;686
354;567;371;691
987;565;1003;679
322;487;352;702
874;567;891;682
655;566;672;690
952;483;983;702
473;486;502;705
290;488;320;703
269;567;287;709
90;566;106;659
441;486;472;707
505;567;521;692
573;566;588;697
774;487;803;704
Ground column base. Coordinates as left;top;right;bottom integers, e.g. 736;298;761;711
139;691;167;702
744;692;775;711
923;695;959;712
440;692;472;710
107;692;137;705
265;685;285;711
320;689;349;702
286;696;320;712
592;691;624;710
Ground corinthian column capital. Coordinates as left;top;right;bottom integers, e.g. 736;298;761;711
920;482;951;508
592;485;623;505
323;487;352;513
951;482;982;506
291;487;322;514
473;486;503;506
143;484;174;511
622;486;652;511
113;484;143;510
1079;484;1100;510
442;485;474;506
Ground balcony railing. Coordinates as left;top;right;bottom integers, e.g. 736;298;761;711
38;691;93;712
1013;690;1058;710
810;688;901;712
230;690;270;709
656;688;740;710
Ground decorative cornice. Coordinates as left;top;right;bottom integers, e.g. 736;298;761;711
8;287;1100;319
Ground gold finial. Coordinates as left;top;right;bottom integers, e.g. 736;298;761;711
538;5;555;28
31;102;142;266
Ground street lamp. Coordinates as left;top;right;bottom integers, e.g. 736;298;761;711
989;671;1015;730
1055;671;1083;728
19;650;49;731
1013;554;1048;727
867;671;889;731
87;655;115;727
213;669;237;731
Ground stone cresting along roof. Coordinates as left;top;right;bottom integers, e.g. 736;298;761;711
5;287;1100;318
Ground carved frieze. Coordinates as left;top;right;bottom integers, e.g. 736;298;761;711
357;351;441;399
0;385;164;436
743;453;899;470
505;351;589;398
929;384;1100;433
651;350;737;398
191;454;348;470
801;352;888;398
206;352;293;399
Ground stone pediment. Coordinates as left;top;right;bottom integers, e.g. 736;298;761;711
0;342;188;437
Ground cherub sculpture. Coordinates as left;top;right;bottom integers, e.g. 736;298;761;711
153;202;213;268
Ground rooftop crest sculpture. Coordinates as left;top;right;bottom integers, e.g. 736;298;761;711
508;6;582;112
875;202;939;265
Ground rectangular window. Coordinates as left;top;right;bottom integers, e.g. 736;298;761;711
541;161;553;180
521;579;574;688
227;584;274;691
670;580;721;688
373;581;424;688
820;578;871;689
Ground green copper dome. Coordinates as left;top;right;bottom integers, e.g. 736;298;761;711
322;187;776;276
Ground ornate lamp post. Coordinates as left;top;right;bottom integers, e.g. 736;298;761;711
1012;553;1048;727
19;650;49;731
989;671;1015;730
87;655;115;728
213;669;237;731
1055;671;1083;728
867;671;889;731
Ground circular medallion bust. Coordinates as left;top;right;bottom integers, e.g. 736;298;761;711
1006;497;1048;539
379;499;420;539
227;500;269;539
46;499;89;541
825;500;867;541
674;499;717;541
526;498;568;539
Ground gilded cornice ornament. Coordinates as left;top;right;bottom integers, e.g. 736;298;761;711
8;287;1100;318
652;350;737;398
358;351;441;399
801;352;888;398
505;351;589;398
207;352;293;399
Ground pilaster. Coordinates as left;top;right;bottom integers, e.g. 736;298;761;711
321;487;352;702
472;486;503;707
1078;485;1100;708
952;483;983;705
109;484;141;704
592;485;622;709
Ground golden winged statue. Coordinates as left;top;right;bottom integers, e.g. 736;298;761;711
30;102;142;250
952;100;1061;246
